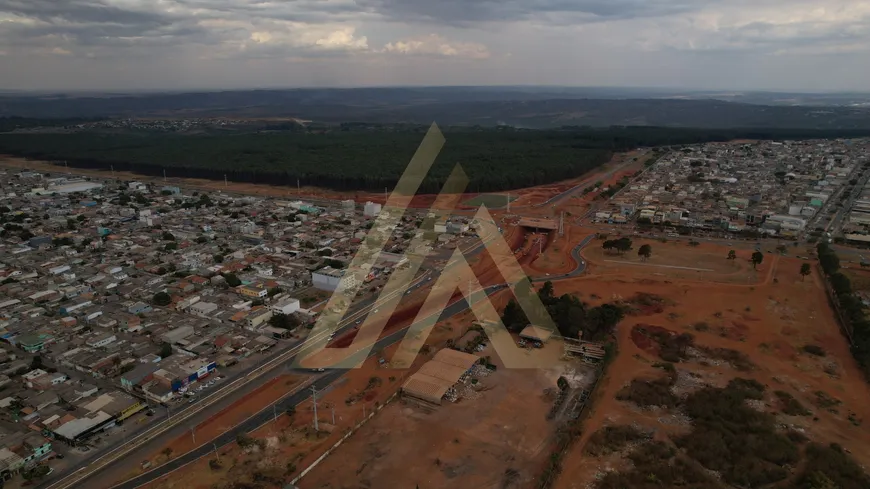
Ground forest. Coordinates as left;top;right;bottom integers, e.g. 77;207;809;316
3;124;870;192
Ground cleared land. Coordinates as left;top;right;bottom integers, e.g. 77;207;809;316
551;257;870;489
298;342;574;489
463;193;517;208
582;238;773;285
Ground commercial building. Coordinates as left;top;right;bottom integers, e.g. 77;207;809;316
401;349;479;406
271;298;300;315
237;285;268;299
363;201;382;218
311;266;357;292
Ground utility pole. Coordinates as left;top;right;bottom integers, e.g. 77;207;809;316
163;168;166;182
507;193;511;214
191;426;196;445
331;406;335;425
311;385;319;431
273;404;277;423
224;174;228;188
111;165;115;179
213;442;220;462
297;178;300;194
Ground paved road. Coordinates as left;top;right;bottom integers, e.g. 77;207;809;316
40;270;436;489
101;232;596;489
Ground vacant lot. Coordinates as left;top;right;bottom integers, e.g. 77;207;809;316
298;344;579;489
551;257;870;489
582;238;771;284
463;193;517;208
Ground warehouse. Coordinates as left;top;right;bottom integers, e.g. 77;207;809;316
401;349;479;406
519;325;555;344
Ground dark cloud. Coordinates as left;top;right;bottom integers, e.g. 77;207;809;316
356;0;710;25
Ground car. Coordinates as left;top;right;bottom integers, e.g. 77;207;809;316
189;398;197;404
56;453;65;459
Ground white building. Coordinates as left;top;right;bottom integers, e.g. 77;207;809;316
311;266;357;292
363;201;382;218
188;301;218;317
271;298;300;315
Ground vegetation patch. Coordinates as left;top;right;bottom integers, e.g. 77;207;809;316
700;347;755;371
793;443;870;489
813;390;842;410
597;379;870;489
774;390;812;416
597;441;722;489
501;281;624;341
616;376;678;408
632;325;695;363
675;380;800;487
816;243;870;379
584;425;652;456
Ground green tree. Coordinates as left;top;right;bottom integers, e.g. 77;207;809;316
153;291;171;306
160;342;173;358
751;251;764;270
727;249;737;263
269;314;300;329
638;244;652;261
800;263;812;281
223;273;242;287
213;254;224;263
162;231;175;241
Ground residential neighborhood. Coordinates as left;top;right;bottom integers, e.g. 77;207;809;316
591;139;870;241
0;169;480;484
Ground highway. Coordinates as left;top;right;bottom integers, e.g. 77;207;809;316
40;269;436;489
41;225;508;489
91;231;595;489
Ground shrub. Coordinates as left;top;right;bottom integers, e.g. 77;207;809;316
676;381;800;488
793;443;870;489
802;344;827;357
813;391;841;409
616;377;678;408
585;425;650;456
775;390;812;416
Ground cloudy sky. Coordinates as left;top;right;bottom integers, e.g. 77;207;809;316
1;0;869;91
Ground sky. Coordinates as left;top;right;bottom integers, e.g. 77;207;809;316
1;0;870;91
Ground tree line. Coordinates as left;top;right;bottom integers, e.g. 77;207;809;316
817;242;870;379
3;124;870;193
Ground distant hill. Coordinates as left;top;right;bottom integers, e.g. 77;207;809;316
2;87;870;129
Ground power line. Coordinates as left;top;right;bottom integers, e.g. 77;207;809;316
311;385;319;431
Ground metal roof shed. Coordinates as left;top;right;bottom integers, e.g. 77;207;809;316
519;325;554;343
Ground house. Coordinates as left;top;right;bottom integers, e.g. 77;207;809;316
86;333;117;349
237;285;268;299
127;302;152;315
0;447;25;480
15;333;52;353
121;363;159;391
